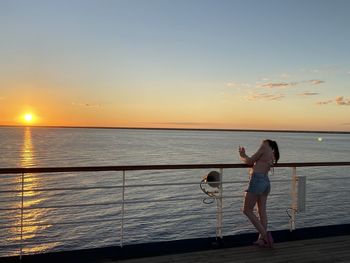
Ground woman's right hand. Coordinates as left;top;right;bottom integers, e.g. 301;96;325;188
238;146;246;157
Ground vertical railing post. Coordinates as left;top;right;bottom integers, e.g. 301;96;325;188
120;170;125;247
20;172;24;261
216;168;223;240
290;167;297;231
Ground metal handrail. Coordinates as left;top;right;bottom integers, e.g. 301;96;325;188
1;161;350;174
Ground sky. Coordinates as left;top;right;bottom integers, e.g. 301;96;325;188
0;0;350;131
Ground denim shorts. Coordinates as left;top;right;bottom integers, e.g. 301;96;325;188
246;172;271;195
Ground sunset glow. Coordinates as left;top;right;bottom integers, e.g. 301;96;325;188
1;1;350;131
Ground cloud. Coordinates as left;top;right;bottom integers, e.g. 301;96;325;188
72;102;101;108
298;92;320;96
258;79;324;89
247;92;285;101
316;100;333;105
340;122;350;126
308;79;325;85
335;96;350;105
259;82;297;89
228;78;325;92
317;96;350;106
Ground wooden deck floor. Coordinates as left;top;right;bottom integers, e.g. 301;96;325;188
102;235;350;263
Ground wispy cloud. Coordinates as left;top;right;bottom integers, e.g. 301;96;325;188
298;92;320;96
227;77;325;103
316;100;333;105
72;102;101;108
258;82;297;89
247;92;285;101
317;96;350;106
335;96;350;105
258;79;325;89
340;122;350;126
308;79;325;85
227;78;325;91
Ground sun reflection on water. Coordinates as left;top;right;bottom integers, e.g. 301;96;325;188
22;127;35;167
8;128;59;254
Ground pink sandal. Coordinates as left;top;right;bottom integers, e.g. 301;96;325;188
266;232;274;248
253;239;269;248
254;232;274;248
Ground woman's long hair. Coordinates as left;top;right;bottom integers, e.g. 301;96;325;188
266;140;280;164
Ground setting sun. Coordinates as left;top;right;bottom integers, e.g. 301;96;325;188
23;113;34;124
24;114;33;121
17;110;40;126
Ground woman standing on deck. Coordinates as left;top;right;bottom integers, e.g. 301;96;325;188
238;139;280;248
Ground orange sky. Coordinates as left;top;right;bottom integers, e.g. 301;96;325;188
1;1;350;132
1;82;348;131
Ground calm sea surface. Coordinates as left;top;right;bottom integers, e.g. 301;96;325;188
0;127;349;256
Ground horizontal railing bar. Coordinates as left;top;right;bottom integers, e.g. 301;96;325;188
221;193;290;198
309;191;350;195
308;177;350;181
0;182;207;193
123;213;220;221
125;197;202;204
0;185;124;193
21;201;123;210
0;218;122;230
2;214;221;230
0;185;294;196
1;161;350;174
0;207;21;211
222;179;292;184
0;164;246;174
124;182;205;188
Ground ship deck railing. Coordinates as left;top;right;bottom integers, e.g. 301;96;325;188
0;162;350;261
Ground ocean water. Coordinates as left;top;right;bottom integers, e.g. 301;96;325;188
0;127;349;257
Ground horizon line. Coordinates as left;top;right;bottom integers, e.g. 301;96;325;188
1;124;350;134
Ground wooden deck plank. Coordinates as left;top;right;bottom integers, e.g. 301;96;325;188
101;235;350;263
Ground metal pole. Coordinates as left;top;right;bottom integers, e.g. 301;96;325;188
20;172;24;261
216;168;223;239
120;170;125;247
290;167;297;231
